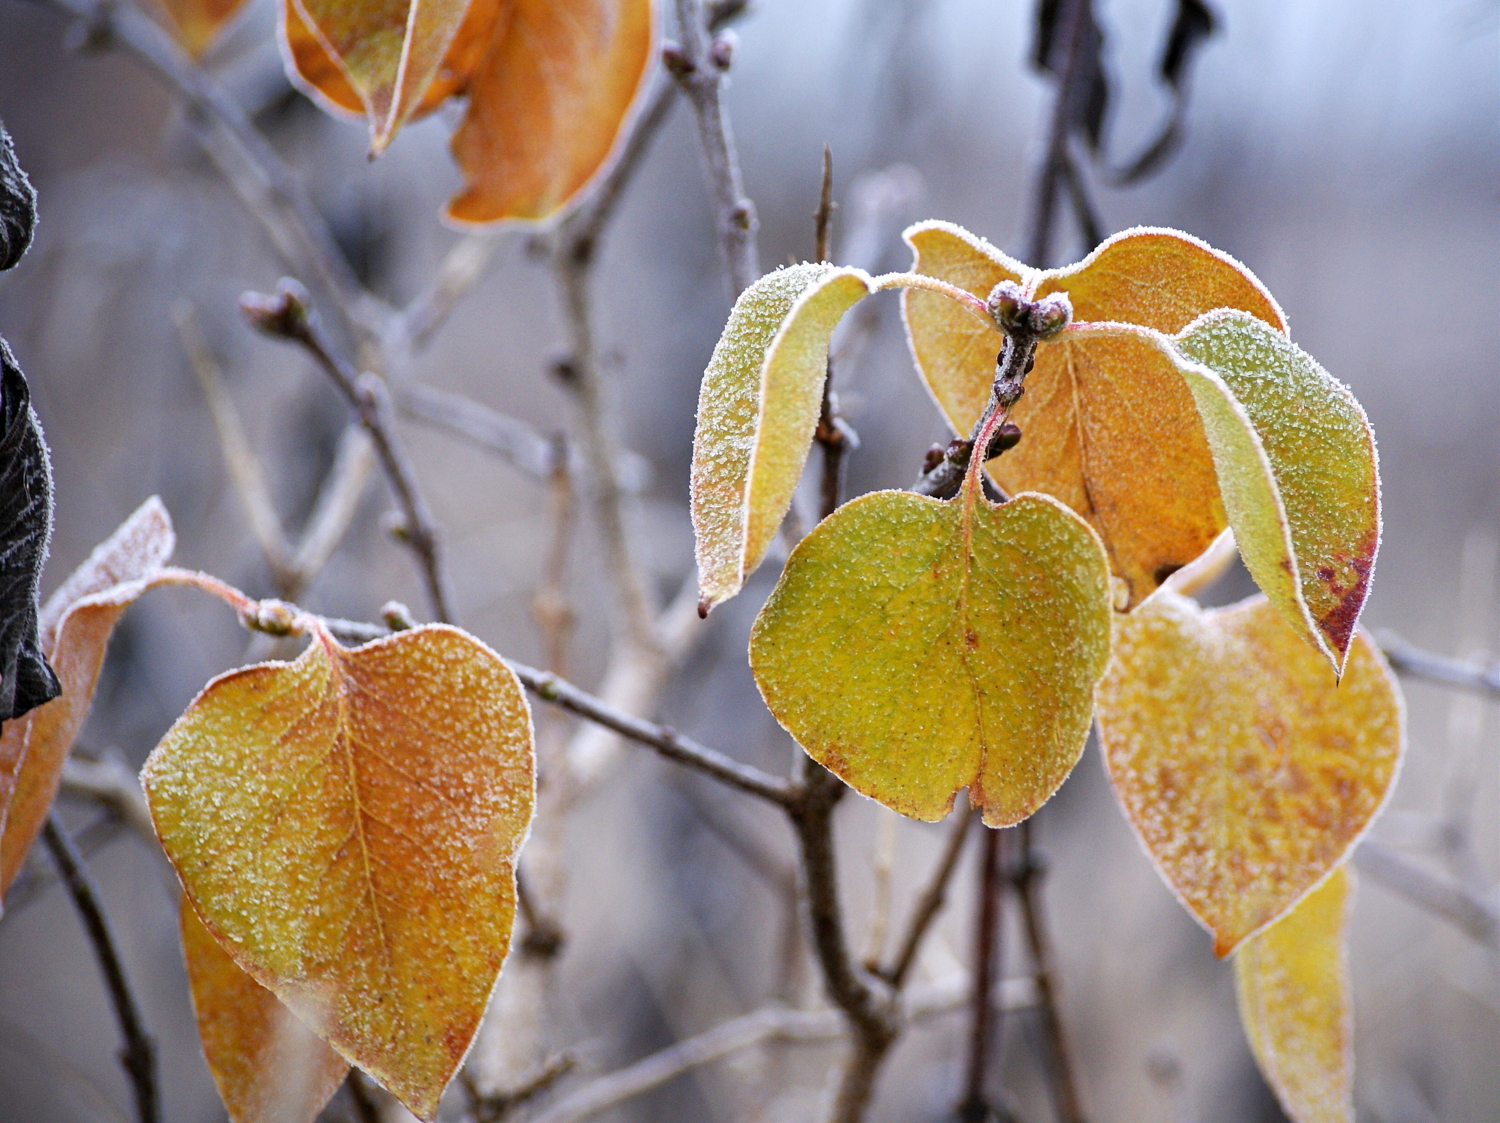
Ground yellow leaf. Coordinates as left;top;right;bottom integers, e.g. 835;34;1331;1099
750;490;1111;826
181;898;349;1123
692;263;876;614
901;222;1285;607
1235;865;1355;1123
142;623;535;1120
152;0;252;58
281;0;475;153
1173;311;1379;674
447;0;655;223
1095;592;1402;955
0;498;175;899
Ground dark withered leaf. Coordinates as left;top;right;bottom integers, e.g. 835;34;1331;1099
0;123;37;273
0;341;59;726
1161;0;1216;91
1031;0;1110;151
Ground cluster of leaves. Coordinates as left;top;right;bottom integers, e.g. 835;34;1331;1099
153;0;654;223
688;222;1400;1122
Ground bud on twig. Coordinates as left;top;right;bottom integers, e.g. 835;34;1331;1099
710;31;737;70
240;278;315;341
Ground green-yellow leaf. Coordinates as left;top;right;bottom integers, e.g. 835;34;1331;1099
1235;865;1355;1123
0;497;175;899
901;222;1286;607
142;623;535;1120
181;898;349;1123
692;263;875;614
1173;311;1379;674
750;490;1111;826
1095;591;1401;955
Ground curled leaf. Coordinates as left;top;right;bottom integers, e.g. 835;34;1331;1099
1173;310;1379;674
1095;592;1402;955
751;490;1111;826
1;123;38;272
182;898;349;1123
902;222;1285;607
692;263;875;614
1235;865;1355;1123
142;623;536;1120
0;497;175;898
447;0;655;224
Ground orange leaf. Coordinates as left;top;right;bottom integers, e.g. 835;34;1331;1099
142;623;535;1120
1235;865;1355;1123
280;0;477;153
181;898;349;1123
152;0;252;58
902;223;1286;607
447;0;655;224
1094;591;1401;955
0;498;175;898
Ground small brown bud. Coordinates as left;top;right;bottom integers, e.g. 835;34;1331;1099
243;599;300;636
986;280;1028;332
1029;292;1073;338
985;422;1023;459
380;601;416;631
661;41;694;77
709;31;737;69
921;444;946;474
240;278;313;339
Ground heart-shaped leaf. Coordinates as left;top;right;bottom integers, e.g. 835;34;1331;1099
1235;865;1354;1123
446;0;655;223
1172;311;1379;674
751;490;1111;826
901;222;1285;607
142;623;535;1120
182;898;349;1123
692;263;875;614
0;497;175;898
1095;591;1401;955
154;0;252;57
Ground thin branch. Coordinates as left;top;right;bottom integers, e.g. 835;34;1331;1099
957;823;1004;1122
666;0;761;298
463;1051;578;1123
1376;631;1500;700
1058;146;1104;251
41;816;158;1123
1026;0;1094;267
1354;840;1499;948
242;281;454;622
400;382;560;481
288;424;376;589
60;756;155;847
812;146;853;522
883;807;974;988
1013;820;1085;1123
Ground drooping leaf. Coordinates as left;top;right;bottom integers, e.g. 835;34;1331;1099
1172;310;1379;674
0;342;59;727
142;623;535;1120
153;0;252;58
1235;865;1354;1123
182;898;349;1123
902;222;1286;608
0;498;175;898
1160;0;1216;91
280;0;475;154
693;263;875;614
1095;591;1401;955
1;122;38;272
751;490;1111;826
446;0;655;223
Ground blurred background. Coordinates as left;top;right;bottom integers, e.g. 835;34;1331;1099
0;0;1495;1119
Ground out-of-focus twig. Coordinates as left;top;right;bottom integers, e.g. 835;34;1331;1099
1354;840;1499;948
882;807;973;988
288;424;376;587
59;756;154;846
956;821;1004;1122
41;815;158;1123
462;1051;577;1123
1376;631;1500;700
400;383;560;481
1027;0;1094;267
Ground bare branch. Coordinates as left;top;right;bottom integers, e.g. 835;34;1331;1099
60;756;155;847
956;822;1004;1122
288;424;375;589
1026;0;1095;267
884;807;974;988
41;815;158;1123
1355;840;1499;948
400;383;559;481
1376;631;1500;700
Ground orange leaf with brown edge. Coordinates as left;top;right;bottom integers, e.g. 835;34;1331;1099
1094;591;1401;956
281;0;476;154
182;898;349;1123
0;497;175;899
152;0;251;58
1235;865;1355;1123
280;0;507;123
447;0;655;224
901;222;1286;608
142;622;535;1120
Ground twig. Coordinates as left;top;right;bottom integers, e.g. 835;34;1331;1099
400;382;560;481
812;146;854;522
883;807;974;988
1026;0;1093;267
1376;631;1500;700
957;823;1004;1122
666;0;761;298
463;1051;578;1123
59;756;155;847
242;280;454;622
1057;147;1104;251
1013;820;1085;1123
1354;841;1499;948
41;816;158;1123
288;424;376;588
